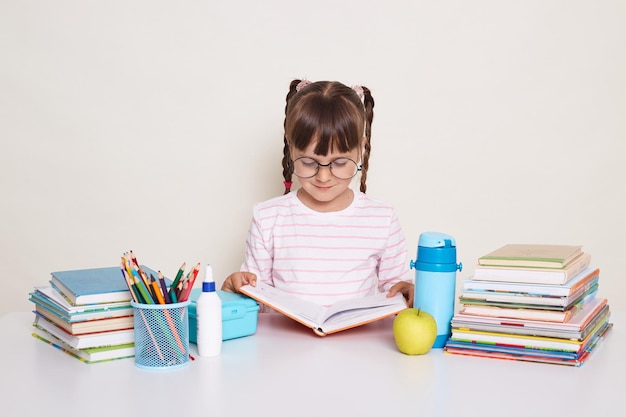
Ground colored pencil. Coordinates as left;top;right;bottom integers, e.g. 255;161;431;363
161;308;186;358
129;250;140;268
137;308;164;361
119;264;138;303
137;266;153;299
132;268;154;304
170;262;186;294
158;271;172;304
150;275;166;304
179;263;200;302
175;278;185;302
120;266;141;303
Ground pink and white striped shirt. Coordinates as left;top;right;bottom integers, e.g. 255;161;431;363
241;191;412;306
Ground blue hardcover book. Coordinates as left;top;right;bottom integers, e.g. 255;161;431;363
50;266;144;306
29;286;133;322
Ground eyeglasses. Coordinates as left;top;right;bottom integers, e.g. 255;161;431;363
291;157;361;180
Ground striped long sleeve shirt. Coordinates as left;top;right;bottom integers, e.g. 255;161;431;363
241;191;412;306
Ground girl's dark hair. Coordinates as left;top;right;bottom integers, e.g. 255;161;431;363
282;80;374;194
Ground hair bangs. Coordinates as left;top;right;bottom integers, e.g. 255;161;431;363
287;93;363;156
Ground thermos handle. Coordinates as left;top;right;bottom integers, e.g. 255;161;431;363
410;260;463;272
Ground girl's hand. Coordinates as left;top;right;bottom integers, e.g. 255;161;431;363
387;281;414;308
221;271;257;293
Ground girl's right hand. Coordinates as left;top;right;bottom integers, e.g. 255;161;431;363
221;271;257;293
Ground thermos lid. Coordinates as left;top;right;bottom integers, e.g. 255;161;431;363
412;232;461;272
418;232;457;250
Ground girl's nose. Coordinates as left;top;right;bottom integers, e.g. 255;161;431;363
315;164;333;181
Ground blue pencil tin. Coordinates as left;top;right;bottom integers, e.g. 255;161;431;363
188;289;260;343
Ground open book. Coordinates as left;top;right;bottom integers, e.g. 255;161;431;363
239;282;408;336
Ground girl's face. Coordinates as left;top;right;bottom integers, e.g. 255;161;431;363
291;141;361;212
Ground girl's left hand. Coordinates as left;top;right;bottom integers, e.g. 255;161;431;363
387;281;414;308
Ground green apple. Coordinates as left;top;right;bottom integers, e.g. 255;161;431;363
393;308;437;355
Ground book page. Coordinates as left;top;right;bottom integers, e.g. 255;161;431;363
241;282;407;332
240;282;324;324
319;292;405;324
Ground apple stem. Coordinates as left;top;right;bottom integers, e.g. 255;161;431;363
417;307;421;315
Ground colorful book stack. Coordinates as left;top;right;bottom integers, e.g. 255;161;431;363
29;266;140;364
444;244;613;366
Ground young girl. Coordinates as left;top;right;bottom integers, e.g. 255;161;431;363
222;79;414;307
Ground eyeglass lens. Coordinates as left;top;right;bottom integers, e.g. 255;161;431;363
292;157;359;179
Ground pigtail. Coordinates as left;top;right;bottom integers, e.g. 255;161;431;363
282;80;300;194
359;86;375;194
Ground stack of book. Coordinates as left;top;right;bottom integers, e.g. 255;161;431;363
444;244;613;366
29;266;139;364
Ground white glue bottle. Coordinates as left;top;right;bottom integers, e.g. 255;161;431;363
196;264;222;357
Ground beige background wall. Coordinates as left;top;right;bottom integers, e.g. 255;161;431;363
1;1;624;316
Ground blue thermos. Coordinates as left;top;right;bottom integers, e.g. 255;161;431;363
410;232;462;348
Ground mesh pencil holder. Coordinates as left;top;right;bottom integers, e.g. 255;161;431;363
132;301;191;370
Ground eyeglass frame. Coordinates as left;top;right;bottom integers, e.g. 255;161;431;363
290;156;362;180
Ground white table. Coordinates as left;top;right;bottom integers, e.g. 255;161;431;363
1;311;623;417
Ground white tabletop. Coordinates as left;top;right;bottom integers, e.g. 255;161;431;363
1;311;623;417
